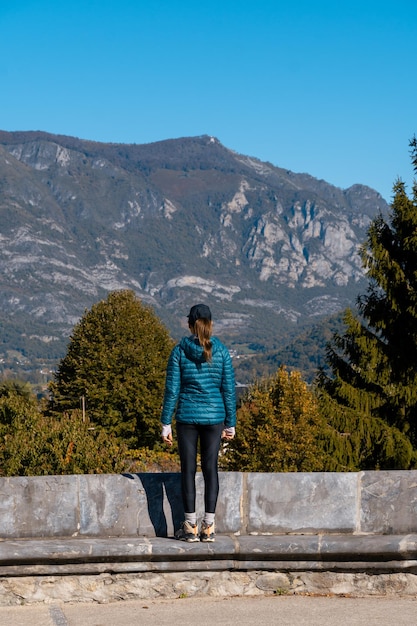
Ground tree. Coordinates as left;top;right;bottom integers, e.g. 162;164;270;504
318;137;417;460
315;387;413;470
49;290;174;448
222;367;327;471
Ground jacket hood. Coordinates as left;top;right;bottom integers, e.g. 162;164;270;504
180;335;221;364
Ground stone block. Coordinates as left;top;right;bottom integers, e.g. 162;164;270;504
360;471;417;534
319;534;417;561
216;472;243;533
0;475;78;538
247;472;358;533
150;535;236;560
238;534;320;559
78;474;145;537
131;473;183;537
127;472;243;537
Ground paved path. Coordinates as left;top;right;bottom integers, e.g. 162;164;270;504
1;595;417;626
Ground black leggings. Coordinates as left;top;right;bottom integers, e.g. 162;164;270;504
176;422;224;514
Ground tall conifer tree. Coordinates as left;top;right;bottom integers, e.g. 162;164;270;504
49;290;174;448
319;137;417;459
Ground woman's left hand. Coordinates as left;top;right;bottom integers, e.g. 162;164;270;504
161;424;173;446
162;432;173;446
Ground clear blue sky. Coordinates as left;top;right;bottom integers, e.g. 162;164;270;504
1;0;416;201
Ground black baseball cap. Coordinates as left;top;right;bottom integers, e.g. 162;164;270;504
187;304;212;325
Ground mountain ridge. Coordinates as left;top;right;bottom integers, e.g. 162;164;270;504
0;131;388;383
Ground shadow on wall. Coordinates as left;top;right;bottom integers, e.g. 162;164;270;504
123;473;184;537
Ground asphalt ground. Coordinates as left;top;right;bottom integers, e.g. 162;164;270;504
1;595;417;626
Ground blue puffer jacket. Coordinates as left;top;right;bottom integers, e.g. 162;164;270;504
161;335;236;427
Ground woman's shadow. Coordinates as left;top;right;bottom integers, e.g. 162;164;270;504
123;472;183;537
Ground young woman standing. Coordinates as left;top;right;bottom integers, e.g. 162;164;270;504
161;303;236;542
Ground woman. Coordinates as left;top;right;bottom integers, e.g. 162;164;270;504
161;303;236;542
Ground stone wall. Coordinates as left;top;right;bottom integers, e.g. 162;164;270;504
1;471;417;603
1;471;417;539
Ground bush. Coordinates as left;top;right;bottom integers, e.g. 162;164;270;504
0;392;127;475
222;367;327;471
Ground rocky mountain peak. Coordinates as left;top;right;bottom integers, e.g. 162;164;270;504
0;130;389;380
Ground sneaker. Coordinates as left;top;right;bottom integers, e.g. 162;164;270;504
175;521;199;542
200;521;215;542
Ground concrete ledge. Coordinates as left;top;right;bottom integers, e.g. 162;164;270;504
2;471;417;539
1;534;417;576
1;471;417;583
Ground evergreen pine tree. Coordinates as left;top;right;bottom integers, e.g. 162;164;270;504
315;386;412;470
319;137;417;461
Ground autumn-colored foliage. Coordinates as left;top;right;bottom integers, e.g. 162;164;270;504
222;367;327;471
0;385;127;476
124;447;181;473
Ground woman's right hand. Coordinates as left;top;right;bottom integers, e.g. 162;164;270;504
222;427;235;440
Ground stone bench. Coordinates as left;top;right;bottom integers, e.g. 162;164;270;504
1;534;417;578
1;471;417;577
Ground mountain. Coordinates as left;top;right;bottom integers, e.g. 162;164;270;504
0;130;389;384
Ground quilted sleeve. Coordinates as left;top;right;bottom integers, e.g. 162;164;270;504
221;347;236;427
160;346;181;425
